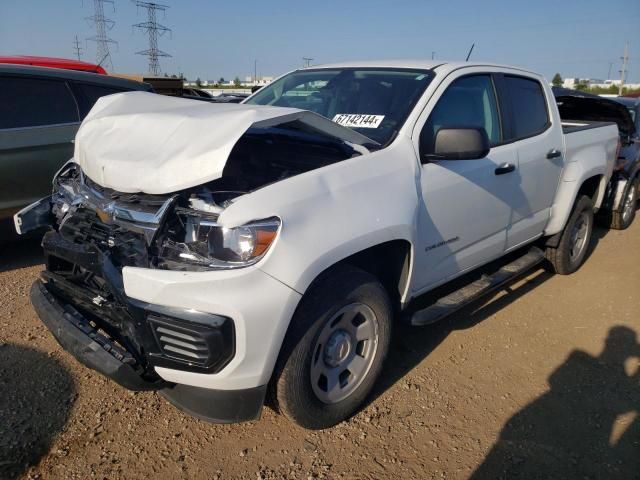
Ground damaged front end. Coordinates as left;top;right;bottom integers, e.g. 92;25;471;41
16;113;365;398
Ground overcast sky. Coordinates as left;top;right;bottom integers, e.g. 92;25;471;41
1;0;639;82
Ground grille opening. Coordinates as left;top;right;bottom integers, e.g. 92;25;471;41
148;314;233;370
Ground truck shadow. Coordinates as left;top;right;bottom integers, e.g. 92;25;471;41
0;344;76;479
470;326;639;480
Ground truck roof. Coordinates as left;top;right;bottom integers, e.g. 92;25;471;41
307;59;540;76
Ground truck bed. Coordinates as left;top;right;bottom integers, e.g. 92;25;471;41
561;120;617;134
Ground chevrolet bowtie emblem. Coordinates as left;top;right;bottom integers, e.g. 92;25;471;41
96;202;115;223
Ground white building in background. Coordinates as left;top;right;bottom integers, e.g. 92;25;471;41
562;77;604;88
562;77;640;90
243;76;274;87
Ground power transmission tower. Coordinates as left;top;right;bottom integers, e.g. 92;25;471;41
302;57;313;68
73;35;83;61
133;1;172;76
619;41;629;96
86;0;117;71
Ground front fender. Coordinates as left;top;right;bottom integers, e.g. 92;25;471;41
218;138;420;296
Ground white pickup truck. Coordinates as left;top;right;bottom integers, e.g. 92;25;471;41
16;61;618;429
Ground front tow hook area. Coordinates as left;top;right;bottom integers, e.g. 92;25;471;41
30;280;165;391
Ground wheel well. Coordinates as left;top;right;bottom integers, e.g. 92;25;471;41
578;175;603;204
545;175;603;248
334;240;412;311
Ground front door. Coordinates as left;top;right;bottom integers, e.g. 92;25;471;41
412;73;520;294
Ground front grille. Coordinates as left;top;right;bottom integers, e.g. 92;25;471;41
84;176;171;210
59;208;148;268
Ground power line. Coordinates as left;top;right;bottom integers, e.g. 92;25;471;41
133;1;172;76
86;0;117;72
73;35;83;61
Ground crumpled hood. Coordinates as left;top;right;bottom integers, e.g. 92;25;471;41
75;91;375;194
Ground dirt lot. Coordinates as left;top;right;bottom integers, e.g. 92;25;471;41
0;220;638;480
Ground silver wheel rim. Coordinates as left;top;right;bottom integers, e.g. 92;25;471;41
621;185;637;223
569;211;590;263
310;303;379;404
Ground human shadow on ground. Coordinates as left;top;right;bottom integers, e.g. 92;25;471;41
0;234;44;273
470;326;640;480
0;343;76;479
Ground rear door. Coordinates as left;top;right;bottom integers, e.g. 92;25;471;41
0;75;79;219
498;74;565;249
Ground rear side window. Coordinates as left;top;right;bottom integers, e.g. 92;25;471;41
0;76;79;129
75;83;127;117
505;76;549;139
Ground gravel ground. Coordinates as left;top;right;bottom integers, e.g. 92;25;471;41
0;220;638;480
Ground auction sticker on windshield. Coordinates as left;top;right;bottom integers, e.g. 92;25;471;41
332;114;385;128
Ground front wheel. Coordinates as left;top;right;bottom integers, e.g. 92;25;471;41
545;195;594;275
271;265;392;429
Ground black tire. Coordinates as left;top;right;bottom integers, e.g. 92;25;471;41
609;178;638;230
545;195;594;275
271;265;392;429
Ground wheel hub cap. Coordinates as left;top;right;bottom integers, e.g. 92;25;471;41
310;303;379;404
323;330;352;367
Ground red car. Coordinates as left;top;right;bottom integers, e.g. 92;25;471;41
0;55;107;74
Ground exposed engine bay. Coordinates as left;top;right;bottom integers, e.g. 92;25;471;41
28;121;362;275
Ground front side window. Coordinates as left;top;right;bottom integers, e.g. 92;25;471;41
505;75;549;139
0;76;79;129
245;68;434;146
420;74;501;155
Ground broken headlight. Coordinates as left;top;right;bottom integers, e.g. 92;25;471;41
158;211;280;270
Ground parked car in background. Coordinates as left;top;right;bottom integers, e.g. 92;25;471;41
17;61;617;429
0;55;108;74
182;87;213;99
0;64;153;233
553;87;640;229
614;96;640;134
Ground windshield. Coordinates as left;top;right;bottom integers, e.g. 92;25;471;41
245;68;434;146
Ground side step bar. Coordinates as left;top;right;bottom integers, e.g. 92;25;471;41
407;246;545;327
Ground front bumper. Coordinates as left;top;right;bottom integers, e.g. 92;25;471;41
32;272;268;423
31;229;299;423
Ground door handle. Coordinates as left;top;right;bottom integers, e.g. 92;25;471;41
546;149;562;159
495;163;515;175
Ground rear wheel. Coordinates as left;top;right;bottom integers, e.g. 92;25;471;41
271;265;392;429
545;195;594;275
609;178;638;230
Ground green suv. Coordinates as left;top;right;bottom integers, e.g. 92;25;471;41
0;64;152;236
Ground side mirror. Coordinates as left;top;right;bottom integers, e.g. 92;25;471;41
422;127;490;162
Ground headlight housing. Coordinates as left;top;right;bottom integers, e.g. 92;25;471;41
157;211;280;270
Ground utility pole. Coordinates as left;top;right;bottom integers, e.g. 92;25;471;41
431;51;435;60
73;35;83;61
302;57;313;68
619;41;629;96
607;61;613;80
254;59;257;84
86;0;117;71
133;1;172;76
